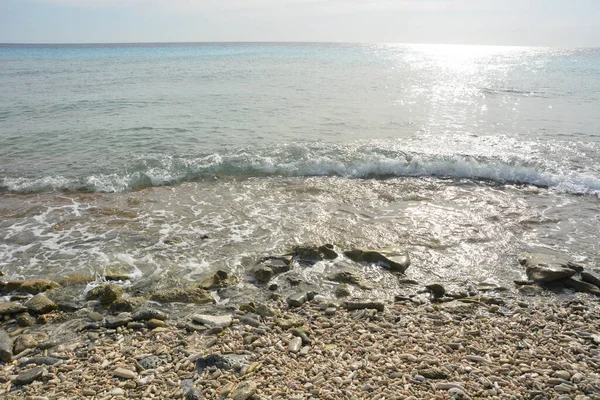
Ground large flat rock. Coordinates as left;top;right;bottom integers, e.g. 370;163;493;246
518;252;575;283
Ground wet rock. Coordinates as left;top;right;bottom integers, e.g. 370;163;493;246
15;366;45;385
253;257;292;284
104;269;132;281
13;332;48;354
86;284;123;305
16;313;36;327
199;270;239;289
426;283;446;298
292;245;325;262
0;329;12;362
196;354;247;374
335;284;351;298
291;328;311;345
344;248;410;273
109;296;147;313
327;265;371;289
132;308;168;321
56;301;81;312
88;311;104;321
519;252;575;283
21;356;62;366
581;271;600;288
58;274;94;286
236;314;264;328
287;292;314;308
25;294;57;314
0;302;27;315
191;314;233;328
344;300;384;312
255;303;275;317
3;279;60;295
563;277;600;295
232;381;257;400
518;284;544;296
105;313;133;328
146;319;165;329
150;287;215;304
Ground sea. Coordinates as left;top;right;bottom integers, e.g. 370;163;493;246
1;43;599;299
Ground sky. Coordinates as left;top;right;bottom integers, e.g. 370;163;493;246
0;0;599;47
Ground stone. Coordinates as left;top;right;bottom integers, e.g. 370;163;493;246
86;284;123;305
191;314;233;328
113;367;137;379
56;301;80;312
58;274;94;286
25;294;57;314
21;356;62;366
182;379;203;400
335;284;351;298
255;303;275;317
146;319;166;329
563;277;600;295
253;257;292;283
199;270;238;289
418;368;448;379
518;252;576;283
426;283;446;298
196;354;247;374
344;248;410;273
581;271;600;288
132;308;168;321
104;269;132;281
3;279;60;295
288;337;302;353
16;313;36;327
287;292;308;307
0;329;12;362
109;296;147;313
15;366;45;385
518;285;544;296
344;300;384;312
13;332;48;354
292;245;325;262
0;302;27;315
105;313;133;328
88;312;104;321
232;381;257;400
448;387;469;399
553;370;571;380
140;355;163;369
150;287;215;304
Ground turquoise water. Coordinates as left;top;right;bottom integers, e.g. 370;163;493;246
0;43;599;295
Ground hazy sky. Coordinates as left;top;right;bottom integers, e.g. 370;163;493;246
1;0;599;46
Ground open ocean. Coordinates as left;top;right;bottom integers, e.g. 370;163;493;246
1;43;599;297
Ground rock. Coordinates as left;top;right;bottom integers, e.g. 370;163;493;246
275;316;305;329
327;265;371;289
25;294;57;314
88;312;104;321
16;313;36;327
109;296;147;313
286;292;309;307
448;387;469;399
113;367;137;379
58;274;94;286
182;379;203;400
132;308;168;321
13;332;48;354
292;245;325;262
344;300;384;312
291;328;311;345
288;337;302;353
343;248;410;273
196;354;247;374
253;257;292;283
232;381;257;400
581;271;600;288
554;370;571;380
199;270;238;289
335;284;351;298
56;301;81;312
236;315;264;328
3;279;60;295
104;269;132;281
418;368;448;379
147;319;166;329
519;252;576;283
150;287;215;304
518;285;544;296
426;283;446;298
0;302;27;315
563;277;600;295
105;313;133;328
440;301;476;314
255;303;275;317
191;314;233;328
0;329;12;362
15;366;45;385
21;356;62;366
86;284;123;305
139;355;164;370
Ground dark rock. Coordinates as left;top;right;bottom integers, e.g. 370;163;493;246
519;252;575;283
195;354;246;374
82;322;102;330
16;313;36;327
86;284;123;305
563;277;600;295
287;292;310;308
581;271;600;288
418;368;449;379
25;294;57;314
0;329;12;362
426;284;446;298
0;302;27;315
150;287;214;304
37;340;60;350
21;356;62;366
567;261;585;273
105;313;133;328
344;248;410;273
128;322;145;330
335;284;351;298
3;279;60;295
253;257;292;283
139;355;164;370
15;366;45;385
292;245;324;262
57;301;81;312
109;297;147;313
291;328;311;345
344;300;384;312
13;332;48;354
182;379;203;400
268;283;278;291
132;308;168;321
199;270;238;289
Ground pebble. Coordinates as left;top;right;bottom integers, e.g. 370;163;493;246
232;380;257;400
288;337;302;353
113;367;137;379
15;366;45;385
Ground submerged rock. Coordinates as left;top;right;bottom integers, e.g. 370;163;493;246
335;284;351;298
109;297;147;313
2;279;60;295
199;270;239;289
86;284;123;305
253;257;292;284
132;308;168;321
344;248;410;273
150;287;215;304
25;294;57;315
425;283;446;298
195;354;247;374
563;277;600;295
519;252;575;283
